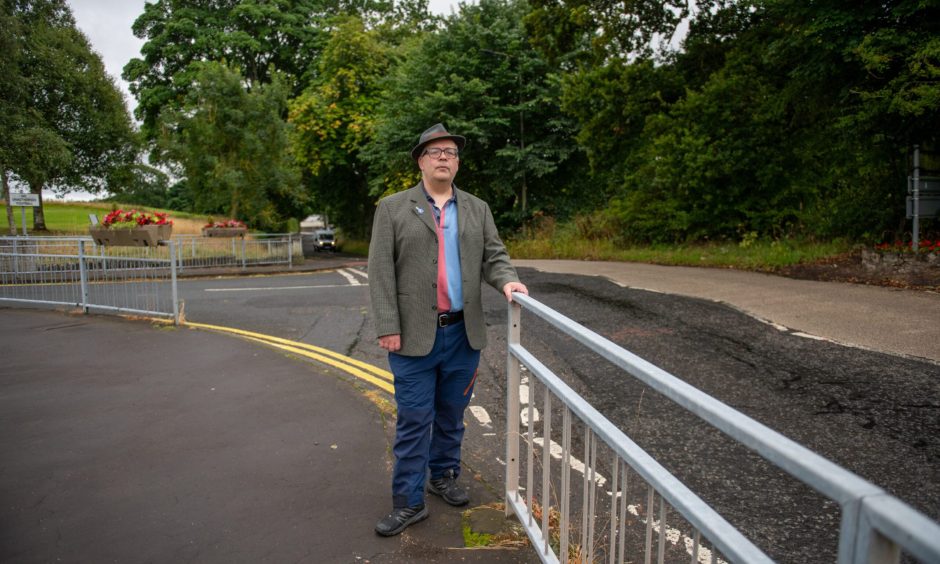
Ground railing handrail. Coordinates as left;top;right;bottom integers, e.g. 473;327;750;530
512;293;878;503
509;292;940;563
510;342;773;562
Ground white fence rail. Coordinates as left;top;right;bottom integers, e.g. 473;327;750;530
505;293;940;563
0;234;300;271
0;239;179;322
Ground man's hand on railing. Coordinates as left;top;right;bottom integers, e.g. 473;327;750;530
502;281;528;302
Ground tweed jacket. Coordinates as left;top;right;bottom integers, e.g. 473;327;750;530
368;182;519;357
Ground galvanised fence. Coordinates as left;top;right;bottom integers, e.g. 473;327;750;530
171;233;300;269
505;293;940;564
0;234;300;271
0;234;301;322
0;238;179;322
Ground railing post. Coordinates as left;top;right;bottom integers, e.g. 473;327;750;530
506;299;522;517
843;498;901;564
241;236;247;269
78;239;89;314
288;234;293;269
169;240;179;325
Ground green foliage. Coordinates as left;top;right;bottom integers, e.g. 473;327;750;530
107;164;171;209
462;523;493;548
365;0;589;230
114;0;938;244
529;0;939;243
123;0;402;142
156;62;305;231
1;0;138;217
507;214;853;269
289;15;391;237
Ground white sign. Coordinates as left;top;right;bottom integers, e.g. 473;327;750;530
9;193;40;207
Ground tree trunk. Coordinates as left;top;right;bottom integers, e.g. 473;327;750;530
30;182;47;232
2;169;15;235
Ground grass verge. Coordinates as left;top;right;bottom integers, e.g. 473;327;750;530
506;234;853;270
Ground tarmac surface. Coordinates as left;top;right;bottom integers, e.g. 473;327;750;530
515;259;940;363
1;256;937;563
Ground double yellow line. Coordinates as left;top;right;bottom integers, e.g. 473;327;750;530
186;321;395;394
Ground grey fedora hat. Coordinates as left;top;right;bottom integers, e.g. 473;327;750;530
411;123;466;160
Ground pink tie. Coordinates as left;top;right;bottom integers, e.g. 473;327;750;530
432;202;451;313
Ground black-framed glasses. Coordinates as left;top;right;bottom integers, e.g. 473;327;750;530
422;147;459;159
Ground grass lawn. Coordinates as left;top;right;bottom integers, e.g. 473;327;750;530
2;201;207;235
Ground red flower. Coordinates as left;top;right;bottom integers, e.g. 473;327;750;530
101;209;173;228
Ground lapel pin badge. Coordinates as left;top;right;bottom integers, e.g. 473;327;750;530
415;206;424;214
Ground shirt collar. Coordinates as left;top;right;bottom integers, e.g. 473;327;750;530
421;185;458;207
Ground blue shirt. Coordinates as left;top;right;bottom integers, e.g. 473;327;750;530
424;188;463;312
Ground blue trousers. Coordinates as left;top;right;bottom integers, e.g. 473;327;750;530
388;320;480;508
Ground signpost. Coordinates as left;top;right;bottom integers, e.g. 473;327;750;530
9;192;39;236
907;145;940;253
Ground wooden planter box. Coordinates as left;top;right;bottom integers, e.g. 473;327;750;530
89;225;172;247
202;227;247;238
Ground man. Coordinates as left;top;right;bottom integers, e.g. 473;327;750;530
369;123;528;536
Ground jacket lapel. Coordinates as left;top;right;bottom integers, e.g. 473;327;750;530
454;186;468;239
409;182;436;234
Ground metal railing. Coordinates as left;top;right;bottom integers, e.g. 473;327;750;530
0;234;300;272
171;233;298;269
505;293;940;563
0;239;179;323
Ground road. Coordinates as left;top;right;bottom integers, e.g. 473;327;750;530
177;267;940;563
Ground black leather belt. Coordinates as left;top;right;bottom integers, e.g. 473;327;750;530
437;310;464;327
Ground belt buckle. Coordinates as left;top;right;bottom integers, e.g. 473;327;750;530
438;313;448;328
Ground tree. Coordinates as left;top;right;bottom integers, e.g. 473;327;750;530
1;0;138;231
527;0;939;242
289;15;392;238
107;164;171;209
157;61;305;230
123;0;407;143
365;0;587;232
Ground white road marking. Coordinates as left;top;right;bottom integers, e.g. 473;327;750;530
533;437;607;487
520;407;541;425
522;432;722;563
469;405;492;427
626;504;726;564
347;268;369;281
338;269;360;286
205;284;366;292
792;331;826;341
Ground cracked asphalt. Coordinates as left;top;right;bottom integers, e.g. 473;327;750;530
473;268;940;563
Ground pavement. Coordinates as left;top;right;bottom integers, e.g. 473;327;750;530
2;256;938;563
